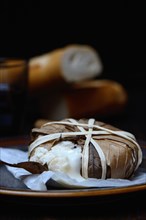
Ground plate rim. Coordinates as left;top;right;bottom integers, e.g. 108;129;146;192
0;183;146;198
0;136;146;199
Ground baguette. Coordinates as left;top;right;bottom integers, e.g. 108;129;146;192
28;44;103;92
64;79;128;118
36;79;128;122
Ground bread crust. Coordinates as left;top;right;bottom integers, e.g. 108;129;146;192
64;79;128;118
28;44;103;92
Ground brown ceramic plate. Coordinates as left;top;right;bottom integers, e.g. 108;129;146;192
0;136;146;206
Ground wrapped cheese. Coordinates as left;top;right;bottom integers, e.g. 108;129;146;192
28;118;142;180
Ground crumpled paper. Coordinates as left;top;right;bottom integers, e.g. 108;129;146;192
0;147;146;191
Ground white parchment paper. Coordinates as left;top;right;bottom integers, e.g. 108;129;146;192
0;147;146;191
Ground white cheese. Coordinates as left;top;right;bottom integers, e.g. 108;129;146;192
30;141;84;182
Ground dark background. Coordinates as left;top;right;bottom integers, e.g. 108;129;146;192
0;1;146;139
